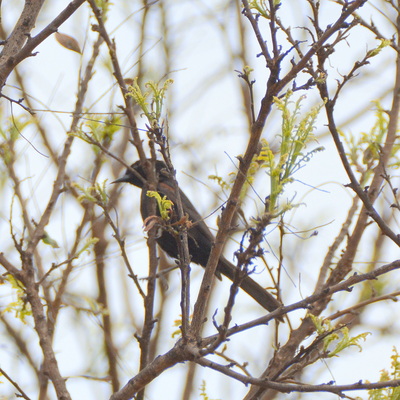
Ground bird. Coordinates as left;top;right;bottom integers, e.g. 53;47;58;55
113;159;282;314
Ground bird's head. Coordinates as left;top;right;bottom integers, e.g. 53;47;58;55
112;160;169;188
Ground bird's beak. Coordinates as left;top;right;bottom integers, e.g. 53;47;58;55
111;174;129;184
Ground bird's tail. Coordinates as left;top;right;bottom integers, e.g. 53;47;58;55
217;257;283;318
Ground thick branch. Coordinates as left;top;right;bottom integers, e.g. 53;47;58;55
0;0;86;87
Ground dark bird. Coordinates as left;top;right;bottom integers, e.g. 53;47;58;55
113;160;282;314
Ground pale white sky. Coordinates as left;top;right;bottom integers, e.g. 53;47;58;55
1;1;399;399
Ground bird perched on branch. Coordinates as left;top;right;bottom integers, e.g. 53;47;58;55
113;159;282;314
